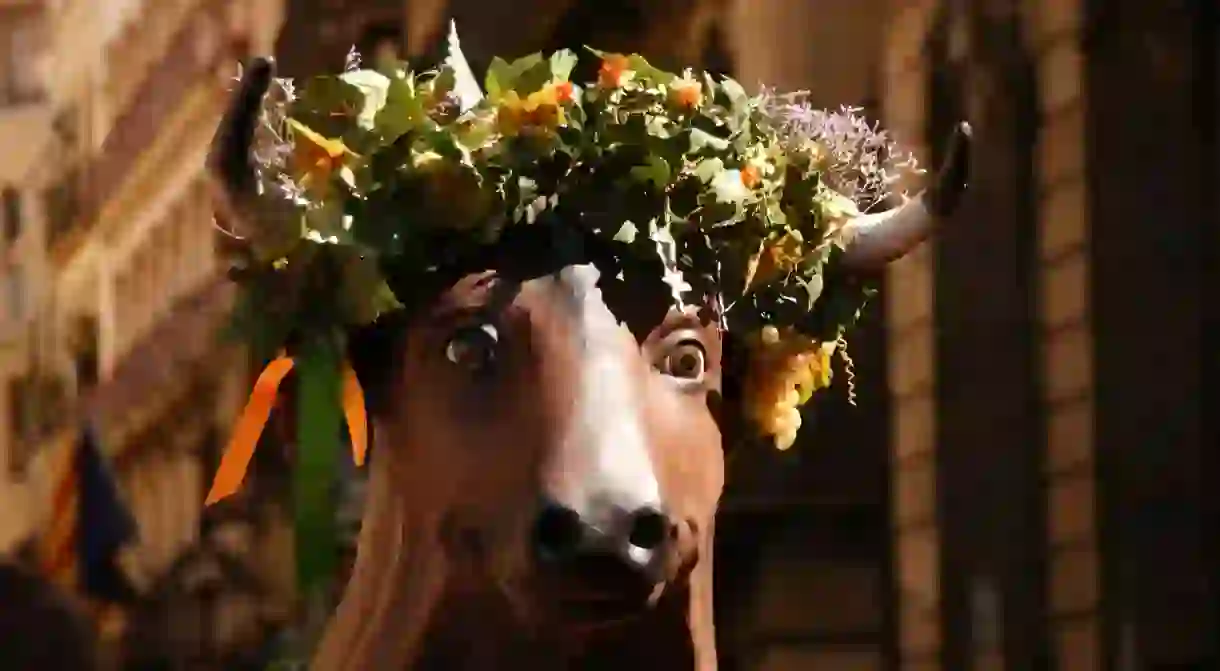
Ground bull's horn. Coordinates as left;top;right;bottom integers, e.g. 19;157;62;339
207;57;276;242
839;121;973;270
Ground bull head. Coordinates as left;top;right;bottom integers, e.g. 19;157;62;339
206;56;972;671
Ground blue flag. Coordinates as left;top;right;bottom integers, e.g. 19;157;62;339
42;424;139;602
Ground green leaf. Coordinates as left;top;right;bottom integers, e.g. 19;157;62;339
339;69;392;130
819;188;861;220
719;77;749;110
514;59;554;95
550;49;578;81
294;340;343;595
484;56;512;99
613;220;639;243
627;54;676;85
693;157;725;183
292;77;364;138
798;274;824;310
629;155;671;189
689;128;730;153
375;76;425;143
486;53;547;97
432;67;457;98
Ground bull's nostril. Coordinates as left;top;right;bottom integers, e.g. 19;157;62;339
533;503;584;559
627;508;670;551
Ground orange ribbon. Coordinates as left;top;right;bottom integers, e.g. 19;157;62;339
205;356;368;505
342;362;368;467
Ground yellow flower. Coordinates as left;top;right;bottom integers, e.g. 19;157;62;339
744;233;804;291
496;82;571;136
287;119;352;194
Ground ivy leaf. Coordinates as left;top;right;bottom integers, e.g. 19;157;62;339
798;274;825;310
339;69;392;130
613;220;638;243
719;76;750;111
550;49;578;82
484;56;513;100
486;53;546;98
693;157;725;183
742;239;765;292
627;54;675;86
514;58;555;96
689;128;730;153
292;76;364;138
374;76;425;143
820;188;861;221
629;155;671;190
432;67;457;99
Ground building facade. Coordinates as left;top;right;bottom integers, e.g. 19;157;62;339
880;1;1216;669
3;0;298;665
0;0;106;553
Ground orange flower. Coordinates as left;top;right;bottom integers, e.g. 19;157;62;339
553;81;574;103
740;165;761;189
598;54;631;88
669;80;703;109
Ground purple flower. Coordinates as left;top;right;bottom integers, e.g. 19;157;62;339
760;90;921;210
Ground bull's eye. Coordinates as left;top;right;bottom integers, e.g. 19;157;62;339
444;324;499;372
660;341;707;382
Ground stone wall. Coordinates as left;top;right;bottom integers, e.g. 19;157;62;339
881;0;1098;668
1026;0;1100;668
881;2;941;668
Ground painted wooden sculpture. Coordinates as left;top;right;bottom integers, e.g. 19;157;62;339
203;25;971;670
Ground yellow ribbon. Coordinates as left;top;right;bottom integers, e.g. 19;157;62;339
205;355;368;505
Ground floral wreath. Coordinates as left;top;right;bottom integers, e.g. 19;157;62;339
203;24;943;592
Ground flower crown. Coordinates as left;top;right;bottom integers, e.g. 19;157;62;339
204;24;967;593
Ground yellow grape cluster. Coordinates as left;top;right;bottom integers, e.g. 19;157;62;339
743;326;834;450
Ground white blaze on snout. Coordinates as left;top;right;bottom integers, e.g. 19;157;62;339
551;265;661;547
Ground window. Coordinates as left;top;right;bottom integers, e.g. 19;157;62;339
70;315;100;389
52;106;80;153
0;9;44;106
7;375;30;475
3;261;23;323
2;187;21;244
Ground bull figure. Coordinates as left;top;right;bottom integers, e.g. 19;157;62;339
207;48;970;670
